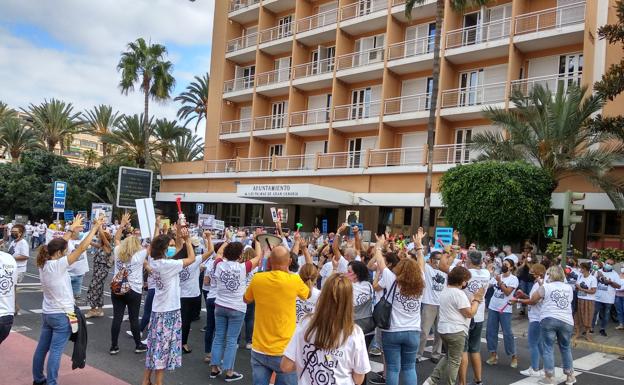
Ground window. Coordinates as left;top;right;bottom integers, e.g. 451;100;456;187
454;128;473;163
558;53;583;91
245;204;264;226
268;144;283;169
278;15;293;38
586;210;622;251
378;207;413;235
223;204;241;227
425;77;433;109
271;102;288;128
80;140;98;149
355;34;385;66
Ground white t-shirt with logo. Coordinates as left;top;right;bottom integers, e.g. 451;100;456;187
540;281;574;326
283;318;371;385
437;287;471;335
464;268;491;323
203;257;218;299
179;255;202;298
595;270;622;304
40;256;75;314
527;282;543;323
0;251;18;317
378;267;423;332
113;247;147;295
296;287;321;323
352;281;373;307
319;256;349;286
150;258;184;312
576;274;598;301
214;259;252;313
488;274;519;313
67;239;89;276
9;238;29;273
422;263;447;305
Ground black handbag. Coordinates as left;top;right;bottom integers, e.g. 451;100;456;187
373;281;397;329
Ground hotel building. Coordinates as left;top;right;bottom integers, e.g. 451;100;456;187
158;0;624;252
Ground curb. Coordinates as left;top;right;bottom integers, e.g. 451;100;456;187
513;331;624;356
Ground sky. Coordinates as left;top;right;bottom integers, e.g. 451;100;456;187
0;0;215;137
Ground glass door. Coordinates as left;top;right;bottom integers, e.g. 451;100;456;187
268;144;283;170
459;70;484;106
351;88;371;119
454;129;472;163
348;138;363;168
358;0;372;16
271;102;287;129
278;15;293;38
463;12;481;45
558;53;583;92
243;66;255;89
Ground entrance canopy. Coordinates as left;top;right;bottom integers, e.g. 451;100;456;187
236;183;354;206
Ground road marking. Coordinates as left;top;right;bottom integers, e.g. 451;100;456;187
29;304;113;314
10;325;31;333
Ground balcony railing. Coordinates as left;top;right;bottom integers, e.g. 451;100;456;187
254;114;288;131
515;1;586;35
440;82;507;108
226;33;258;53
296;9;338;33
259;23;294;44
220;119;253;135
510;73;583;96
340;0;387;21
318;151;365;169
223;76;255;93
205;159;237;173
336;47;385;70
387;36;434;61
228;0;260;13
431;143;479;165
445;18;511;49
255;68;291;87
369;147;424;167
290;108;331;127
292;58;335;79
384;93;431;115
333;101;382;121
273;154;317;171
392;0;407;5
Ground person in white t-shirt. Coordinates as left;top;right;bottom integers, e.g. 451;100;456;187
0;250;18;345
8;223;29;314
296;263;321;324
574;262;598;340
319;224;351;286
592;258;622;336
423;267;484;385
66;224;90;303
202;241;225;364
32;215;102;385
281;273;371;385
485;258;519;368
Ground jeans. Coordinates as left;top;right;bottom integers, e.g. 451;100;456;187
486;309;515;356
382;330;420;385
0;314;14;345
211;306;245;371
204;297;216;353
429;332;466;385
140;288;155;332
239;302;255;345
111;290;142;348
528;321;544;371
592;301;612;330
615;296;624;325
418;303;442;359
540;317;574;376
251;350;297;385
32;313;72;385
181;296;200;345
70;275;84;297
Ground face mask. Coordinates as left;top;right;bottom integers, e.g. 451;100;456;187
166;246;177;258
501;265;509;274
603;264;613;272
526;257;532;263
10;234;18;240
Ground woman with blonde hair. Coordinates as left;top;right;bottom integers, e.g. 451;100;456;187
109;213;148;355
281;273;371;384
296;263;321;323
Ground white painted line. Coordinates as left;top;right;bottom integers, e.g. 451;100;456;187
370;361;383;373
86;321;94;325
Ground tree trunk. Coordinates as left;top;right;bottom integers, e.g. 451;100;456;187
47;140;56;153
102;141;108;157
422;0;444;249
10;150;19;163
142;76;150;168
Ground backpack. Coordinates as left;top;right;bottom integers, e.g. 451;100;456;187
110;265;131;295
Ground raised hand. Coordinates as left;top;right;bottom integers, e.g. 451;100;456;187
180;227;190;240
453;229;460;243
352;225;359;235
412;227;425;247
71;214;84;231
337;223;348;234
120;212;131;228
203;230;212;241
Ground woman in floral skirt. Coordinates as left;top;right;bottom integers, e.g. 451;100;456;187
85;225;113;318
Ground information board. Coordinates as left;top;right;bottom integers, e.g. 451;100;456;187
53;181;67;213
434;227;454;248
116;166;153;209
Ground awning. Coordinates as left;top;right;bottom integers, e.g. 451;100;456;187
236;183;355;206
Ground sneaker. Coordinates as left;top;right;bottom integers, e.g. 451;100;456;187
141;338;148;345
209;369;222;379
599;329;607;337
369;347;382;356
33;381;47;385
486;353;498;366
369;374;386;385
510;356;518;368
520;368;542;377
538;377;555;385
225;372;244;382
200;326;206;332
616;324;624;330
126;330;134;338
245;343;252;350
422;378;433;385
566;374;577;385
109;346;120;355
430;356;440;364
134;344;147;353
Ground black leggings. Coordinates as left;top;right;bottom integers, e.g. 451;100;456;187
111;290;142;348
181;296;201;345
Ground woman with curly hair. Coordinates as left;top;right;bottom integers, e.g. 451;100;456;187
372;229;426;385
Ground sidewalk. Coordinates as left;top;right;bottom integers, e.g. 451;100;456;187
509;311;624;355
1;332;131;385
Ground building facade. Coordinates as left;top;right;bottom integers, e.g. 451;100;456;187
158;0;624;252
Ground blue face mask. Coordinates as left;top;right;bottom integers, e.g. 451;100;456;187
166;246;177;258
603;263;613;272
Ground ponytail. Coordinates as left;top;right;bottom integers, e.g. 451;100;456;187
37;238;68;268
37;245;49;268
298;263;319;290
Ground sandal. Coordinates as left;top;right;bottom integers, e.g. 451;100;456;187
182;345;192;354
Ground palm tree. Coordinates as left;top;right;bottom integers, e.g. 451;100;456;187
83;105;122;156
0;117;41;162
170;132;204;162
22;99;83;152
406;0;489;239
82;149;98;167
174;73;209;132
117;38;175;167
153;118;187;160
0;101;17;123
101;114;155;166
472;84;624;208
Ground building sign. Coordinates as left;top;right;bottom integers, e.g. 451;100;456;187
117;166;153;209
238;184;305;198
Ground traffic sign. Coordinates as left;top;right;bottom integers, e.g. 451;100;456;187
64;210;74;221
53;181;67;213
196;203;204;214
434;227;454;248
322;219;328;234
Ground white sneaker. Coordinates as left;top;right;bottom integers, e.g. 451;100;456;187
126;330;134;338
520;368;542;377
538;377;555;385
422;378;434;385
245;343;252;350
565;374;577;385
141;338;148;345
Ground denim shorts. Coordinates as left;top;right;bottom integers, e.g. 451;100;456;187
464;321;483;353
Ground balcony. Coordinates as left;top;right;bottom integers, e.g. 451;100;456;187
255;68;291;96
391;0;436;22
440;82;507;120
510;73;583;97
225;34;258;63
387;36;434;74
444;18;511;64
369;147;425;168
223;76;255;102
253;114;288;138
383;93;431;127
335;48;385;82
258;23;294;55
292;58;335;90
296;9;339;45
228;0;260;24
514;1;585;52
220;118;253;142
431;143;481;165
333;101;381;132
205;159;237;173
262;0;296;13
339;0;388;35
289;108;331;136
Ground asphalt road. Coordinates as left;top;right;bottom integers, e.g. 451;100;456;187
7;253;624;385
